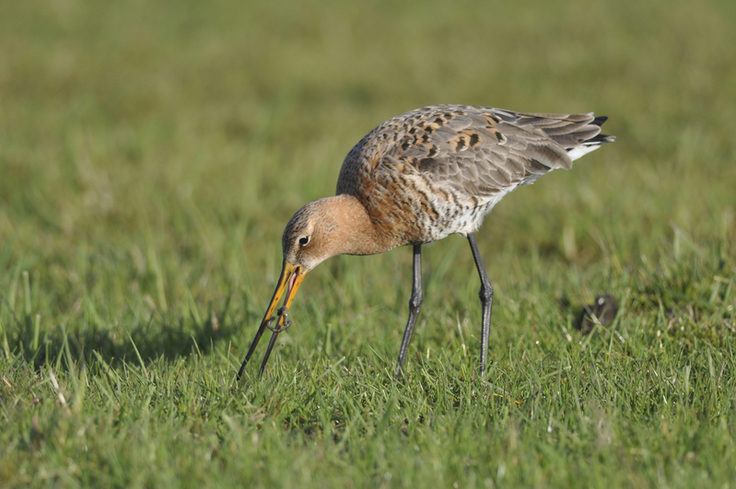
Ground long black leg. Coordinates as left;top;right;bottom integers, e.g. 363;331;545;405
467;233;493;377
396;244;423;375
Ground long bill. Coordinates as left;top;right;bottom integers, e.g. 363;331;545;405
237;262;307;379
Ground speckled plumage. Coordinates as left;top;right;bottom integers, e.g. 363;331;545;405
336;105;613;248
239;104;613;380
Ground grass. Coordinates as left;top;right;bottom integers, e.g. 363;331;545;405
1;0;736;487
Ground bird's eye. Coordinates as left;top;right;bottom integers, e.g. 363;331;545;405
298;236;310;246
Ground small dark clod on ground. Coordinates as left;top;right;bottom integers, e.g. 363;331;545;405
575;294;619;334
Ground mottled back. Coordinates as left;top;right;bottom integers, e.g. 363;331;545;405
336;105;612;245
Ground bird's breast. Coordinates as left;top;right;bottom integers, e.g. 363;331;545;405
344;168;507;246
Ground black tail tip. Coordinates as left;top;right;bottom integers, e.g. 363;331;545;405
589;133;615;144
592;115;608;127
592;115;614;143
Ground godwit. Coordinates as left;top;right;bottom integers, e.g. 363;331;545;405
238;105;613;379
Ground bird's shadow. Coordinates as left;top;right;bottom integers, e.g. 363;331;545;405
5;292;250;371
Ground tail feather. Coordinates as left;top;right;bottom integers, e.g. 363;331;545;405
566;115;614;161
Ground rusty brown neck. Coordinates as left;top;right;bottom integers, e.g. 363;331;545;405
319;194;398;256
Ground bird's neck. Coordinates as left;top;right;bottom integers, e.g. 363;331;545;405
325;194;395;256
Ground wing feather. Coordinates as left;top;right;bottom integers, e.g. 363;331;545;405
337;105;613;199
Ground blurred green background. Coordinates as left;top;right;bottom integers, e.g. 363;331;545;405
2;0;733;331
1;0;735;487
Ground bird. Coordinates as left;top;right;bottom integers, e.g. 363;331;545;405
237;104;614;379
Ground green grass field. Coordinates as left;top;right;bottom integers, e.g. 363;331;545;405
2;0;736;487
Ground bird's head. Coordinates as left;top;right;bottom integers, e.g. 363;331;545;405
238;196;373;379
281;198;344;273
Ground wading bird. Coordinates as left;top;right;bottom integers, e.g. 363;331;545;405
238;105;613;379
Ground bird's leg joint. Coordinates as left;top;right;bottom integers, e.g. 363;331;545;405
478;282;494;304
265;306;293;333
409;290;423;309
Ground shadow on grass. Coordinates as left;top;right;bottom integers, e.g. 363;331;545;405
3;292;256;371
